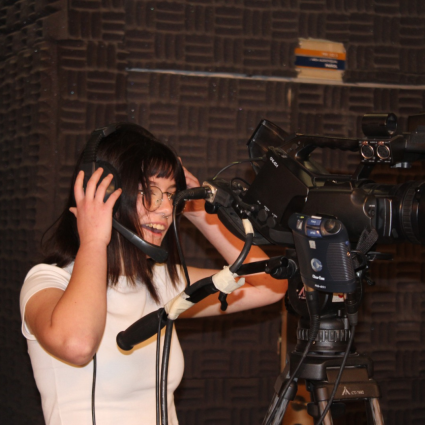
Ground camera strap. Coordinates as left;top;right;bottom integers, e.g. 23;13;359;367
352;228;379;269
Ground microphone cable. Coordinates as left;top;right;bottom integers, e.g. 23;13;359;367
161;205;254;424
263;287;321;425
212;157;265;180
160;319;174;425
263;339;314;425
314;290;359;424
172;186;212;288
152;184;254;425
155;188;210;425
91;354;97;425
172;207;190;288
155;309;166;425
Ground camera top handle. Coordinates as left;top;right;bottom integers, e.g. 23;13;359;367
284;133;359;161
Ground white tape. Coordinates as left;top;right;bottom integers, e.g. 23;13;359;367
242;218;254;235
165;266;246;319
212;266;245;294
164;292;195;320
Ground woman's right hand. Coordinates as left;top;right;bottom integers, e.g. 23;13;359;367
25;167;122;366
69;168;122;247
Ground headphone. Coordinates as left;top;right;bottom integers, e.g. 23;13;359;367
79;123;168;262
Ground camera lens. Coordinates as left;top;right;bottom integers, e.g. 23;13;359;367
397;182;425;244
362;181;425;244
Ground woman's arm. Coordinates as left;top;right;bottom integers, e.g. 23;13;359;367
181;167;287;318
25;168;122;366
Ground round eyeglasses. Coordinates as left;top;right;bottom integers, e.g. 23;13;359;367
139;186;184;214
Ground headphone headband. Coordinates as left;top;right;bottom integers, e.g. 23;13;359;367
81;124;120;164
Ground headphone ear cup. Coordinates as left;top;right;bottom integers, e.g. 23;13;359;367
96;160;122;212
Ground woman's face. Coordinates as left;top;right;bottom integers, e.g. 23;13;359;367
137;175;176;246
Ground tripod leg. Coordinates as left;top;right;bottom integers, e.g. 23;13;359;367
262;366;298;425
263;394;293;425
368;398;384;425
317;401;334;425
262;394;280;425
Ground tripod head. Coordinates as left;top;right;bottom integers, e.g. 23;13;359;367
285;213;390;357
263;219;388;425
286;270;357;356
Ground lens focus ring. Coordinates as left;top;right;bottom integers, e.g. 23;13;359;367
400;183;421;244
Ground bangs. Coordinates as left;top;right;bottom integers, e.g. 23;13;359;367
147;156;176;179
142;148;185;190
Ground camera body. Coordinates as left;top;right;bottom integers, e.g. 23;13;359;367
206;113;425;248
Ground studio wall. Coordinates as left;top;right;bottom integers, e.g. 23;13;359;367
1;1;425;424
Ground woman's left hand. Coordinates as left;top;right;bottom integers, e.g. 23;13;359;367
180;160;205;215
178;158;287;317
182;161;200;189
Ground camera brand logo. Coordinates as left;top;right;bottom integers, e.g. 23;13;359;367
342;386;365;396
269;157;279;168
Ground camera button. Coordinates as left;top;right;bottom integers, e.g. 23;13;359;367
307;217;321;226
307;229;322;238
311;258;323;272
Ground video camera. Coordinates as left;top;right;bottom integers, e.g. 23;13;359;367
203;113;425;423
204;113;425;248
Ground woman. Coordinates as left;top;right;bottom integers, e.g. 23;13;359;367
20;124;287;425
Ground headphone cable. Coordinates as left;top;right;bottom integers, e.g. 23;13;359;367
91;353;97;425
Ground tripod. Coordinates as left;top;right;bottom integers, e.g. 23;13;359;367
262;314;384;425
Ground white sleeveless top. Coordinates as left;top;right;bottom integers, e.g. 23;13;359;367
20;263;185;425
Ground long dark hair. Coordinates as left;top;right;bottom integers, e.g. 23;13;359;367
42;124;186;303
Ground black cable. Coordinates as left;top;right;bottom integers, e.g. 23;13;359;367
229;233;253;273
212;157;265;180
314;326;356;425
154;204;186;424
156;310;166;425
172;186;212;288
91;354;97;425
265;287;321;425
160;319;174;425
264;339;314;425
172;208;190;288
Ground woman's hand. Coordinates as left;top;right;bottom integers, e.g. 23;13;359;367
177;159;287;318
182;163;200;189
180;160;206;215
70;168;122;247
25;167;122;366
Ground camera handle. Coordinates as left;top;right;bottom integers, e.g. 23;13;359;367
236;255;297;280
282;133;380;182
284;134;359;162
